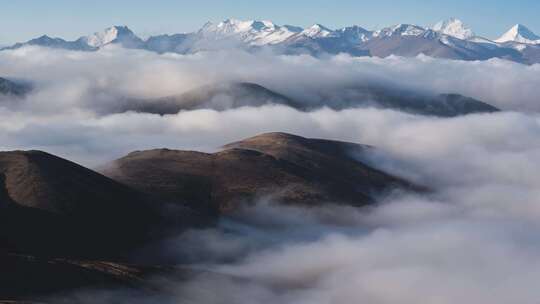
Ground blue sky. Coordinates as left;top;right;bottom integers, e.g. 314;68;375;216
1;0;539;44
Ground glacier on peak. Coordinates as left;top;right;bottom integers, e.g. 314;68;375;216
82;26;139;48
198;18;301;45
374;24;426;37
495;24;540;44
433;18;475;40
301;24;335;38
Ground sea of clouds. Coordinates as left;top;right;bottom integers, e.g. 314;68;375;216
1;45;540;303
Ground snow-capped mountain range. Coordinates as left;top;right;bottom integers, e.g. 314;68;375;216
3;18;540;64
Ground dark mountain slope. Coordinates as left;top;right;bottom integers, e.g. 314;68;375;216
301;84;500;116
0;150;159;257
103;132;425;214
0;252;175;302
117;82;302;115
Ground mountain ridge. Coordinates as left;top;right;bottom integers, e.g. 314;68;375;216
2;18;540;64
108;81;499;117
0;132;428;301
101;132;426;214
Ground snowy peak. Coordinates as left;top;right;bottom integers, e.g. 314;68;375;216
3;18;540;65
495;24;540;44
199;18;301;45
433;18;475;40
219;19;270;33
338;26;373;42
301;24;335;38
374;24;426;37
201;19;275;35
83;26;140;48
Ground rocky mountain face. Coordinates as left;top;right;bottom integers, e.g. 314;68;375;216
3;18;540;64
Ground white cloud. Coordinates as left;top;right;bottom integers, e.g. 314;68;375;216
1;46;540;303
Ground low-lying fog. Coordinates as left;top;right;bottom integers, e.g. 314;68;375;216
1;45;540;303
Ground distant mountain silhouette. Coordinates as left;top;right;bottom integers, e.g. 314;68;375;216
113;81;498;117
115;82;302;115
300;84;500;116
0;77;31;97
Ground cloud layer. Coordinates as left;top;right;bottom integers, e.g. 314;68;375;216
0;46;539;166
1;46;540;303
